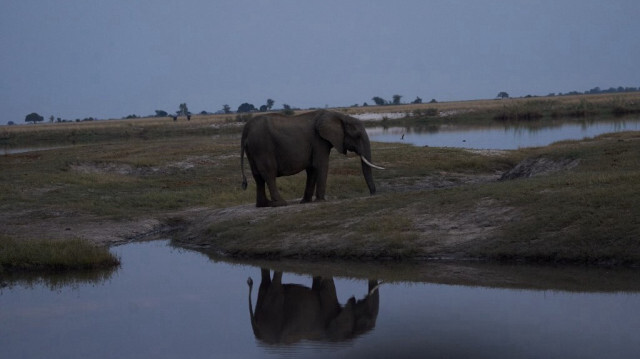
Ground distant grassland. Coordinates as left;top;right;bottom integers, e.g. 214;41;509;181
341;92;640;118
3;92;640;146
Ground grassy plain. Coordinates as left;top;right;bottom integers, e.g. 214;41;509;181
1;92;640;271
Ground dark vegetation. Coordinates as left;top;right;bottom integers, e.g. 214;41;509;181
492;98;640;121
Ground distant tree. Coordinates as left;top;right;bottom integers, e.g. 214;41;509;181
237;103;256;113
497;92;509;99
177;103;190;116
392;94;403;105
429;99;438;103
282;104;294;115
259;105;268;112
8;121;15;125
199;111;208;115
362;102;369;107
49;115;54;123
266;98;275;110
25;112;44;124
412;96;422;104
222;104;231;114
155;110;168;117
372;96;386;106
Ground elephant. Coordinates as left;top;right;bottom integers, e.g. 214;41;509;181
247;269;380;345
240;110;384;207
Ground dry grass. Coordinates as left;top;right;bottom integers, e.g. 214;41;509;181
338;92;640;116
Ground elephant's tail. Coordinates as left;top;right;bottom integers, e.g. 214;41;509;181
247;277;258;334
241;137;248;190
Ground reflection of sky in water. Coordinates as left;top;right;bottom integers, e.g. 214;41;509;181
368;119;640;149
2;241;640;358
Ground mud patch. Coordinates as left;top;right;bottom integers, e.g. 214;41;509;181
499;157;579;180
408;198;519;258
1;208;165;246
69;155;224;176
380;172;501;193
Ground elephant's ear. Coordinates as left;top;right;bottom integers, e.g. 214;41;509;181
316;113;346;154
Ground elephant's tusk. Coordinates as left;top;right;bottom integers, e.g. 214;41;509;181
360;156;385;170
369;281;383;296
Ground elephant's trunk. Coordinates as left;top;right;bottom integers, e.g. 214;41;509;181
360;141;377;195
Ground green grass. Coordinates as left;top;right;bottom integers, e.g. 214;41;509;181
190;131;640;264
0;136;254;218
3;98;640;267
0;237;120;273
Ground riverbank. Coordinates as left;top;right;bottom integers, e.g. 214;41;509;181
1;98;640;270
172;131;640;265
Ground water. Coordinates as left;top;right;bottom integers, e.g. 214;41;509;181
368;118;640;149
2;240;639;358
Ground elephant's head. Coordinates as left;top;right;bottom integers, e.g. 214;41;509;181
315;111;383;195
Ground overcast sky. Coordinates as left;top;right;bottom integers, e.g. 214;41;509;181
2;0;639;124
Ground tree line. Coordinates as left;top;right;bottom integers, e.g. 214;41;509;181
367;95;437;107
16;85;640;125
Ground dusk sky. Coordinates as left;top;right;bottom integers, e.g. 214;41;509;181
2;0;639;124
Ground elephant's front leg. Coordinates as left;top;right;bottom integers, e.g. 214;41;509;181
314;164;329;201
301;168;317;203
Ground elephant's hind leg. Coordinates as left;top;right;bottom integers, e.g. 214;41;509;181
253;175;271;207
265;177;288;207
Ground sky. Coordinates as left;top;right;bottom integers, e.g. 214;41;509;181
1;0;639;124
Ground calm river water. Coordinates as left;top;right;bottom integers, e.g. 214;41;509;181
2;240;639;359
368;117;640;149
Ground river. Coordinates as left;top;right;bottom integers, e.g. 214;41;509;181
367;117;640;149
2;240;639;359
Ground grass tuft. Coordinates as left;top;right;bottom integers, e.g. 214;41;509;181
0;237;120;273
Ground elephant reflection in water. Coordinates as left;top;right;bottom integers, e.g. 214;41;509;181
247;269;380;345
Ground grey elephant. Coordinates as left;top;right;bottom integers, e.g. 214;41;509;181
240;110;384;207
247;269;380;344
